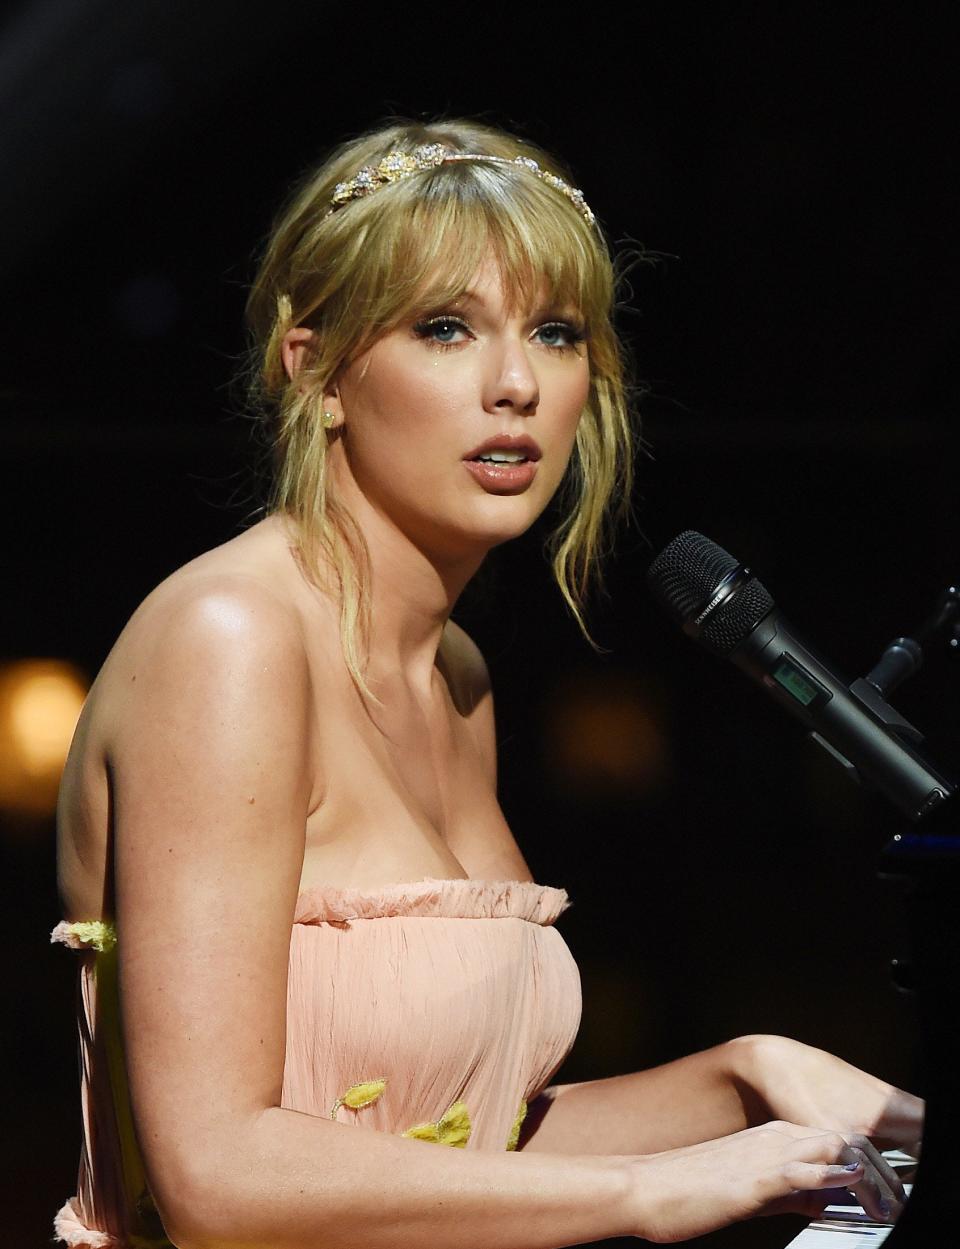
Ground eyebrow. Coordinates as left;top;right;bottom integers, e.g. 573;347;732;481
451;289;582;320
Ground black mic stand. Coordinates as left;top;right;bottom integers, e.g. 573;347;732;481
879;813;960;1243
852;587;960;1244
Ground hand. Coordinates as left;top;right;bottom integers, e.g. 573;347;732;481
623;1119;907;1243
741;1034;923;1155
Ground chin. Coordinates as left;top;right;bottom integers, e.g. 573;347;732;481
474;497;545;535
440;518;535;558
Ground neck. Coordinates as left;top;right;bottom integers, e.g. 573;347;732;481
360;522;483;699
280;461;489;700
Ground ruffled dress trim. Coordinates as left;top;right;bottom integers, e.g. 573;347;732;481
53;1198;120;1247
50;879;571;949
293;877;571;926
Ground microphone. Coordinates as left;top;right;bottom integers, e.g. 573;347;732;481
647;530;954;821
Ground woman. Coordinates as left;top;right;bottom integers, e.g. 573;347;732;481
53;118;921;1248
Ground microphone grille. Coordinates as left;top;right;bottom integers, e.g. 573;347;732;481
700;578;775;655
647;530;738;622
647;530;774;656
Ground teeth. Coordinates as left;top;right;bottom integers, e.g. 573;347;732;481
477;450;527;462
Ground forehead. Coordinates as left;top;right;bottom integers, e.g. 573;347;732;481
447;256;560;310
410;248;581;320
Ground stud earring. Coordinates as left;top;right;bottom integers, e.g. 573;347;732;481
322;411;336;428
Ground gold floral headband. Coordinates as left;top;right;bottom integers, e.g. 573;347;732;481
329;142;596;228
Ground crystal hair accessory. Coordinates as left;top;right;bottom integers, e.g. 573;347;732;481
329;143;596;228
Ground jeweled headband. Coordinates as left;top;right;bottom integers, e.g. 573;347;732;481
329;142;596;228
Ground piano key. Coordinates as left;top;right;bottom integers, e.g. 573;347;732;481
783;1223;894;1246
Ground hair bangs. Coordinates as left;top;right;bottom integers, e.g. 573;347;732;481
343;161;610;338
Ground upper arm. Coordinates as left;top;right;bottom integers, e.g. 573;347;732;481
107;581;314;1227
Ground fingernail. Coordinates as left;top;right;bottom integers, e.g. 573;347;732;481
843;1161;861;1171
880;1200;892;1219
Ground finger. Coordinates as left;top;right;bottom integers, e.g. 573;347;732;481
864;1141;907;1207
838;1146;896;1224
781;1159;865;1194
845;1136;907;1212
846;1176;895;1224
778;1132;901;1223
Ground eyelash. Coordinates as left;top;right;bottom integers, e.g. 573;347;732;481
412;315;587;356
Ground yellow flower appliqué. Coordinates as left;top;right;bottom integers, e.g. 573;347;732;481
330;1078;387;1121
506;1099;528;1151
66;920;117;952
402;1100;471;1148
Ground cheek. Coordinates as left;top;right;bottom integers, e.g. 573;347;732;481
554;365;591;440
354;358;474;438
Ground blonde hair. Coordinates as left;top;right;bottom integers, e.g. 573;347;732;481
245;117;639;706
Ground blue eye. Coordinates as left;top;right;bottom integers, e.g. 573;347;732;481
412;315;586;355
535;322;586;352
413;317;470;348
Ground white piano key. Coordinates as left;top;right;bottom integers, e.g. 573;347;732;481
783;1223;893;1246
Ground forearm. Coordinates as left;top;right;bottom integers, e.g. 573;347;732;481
520;1036;769;1155
166;1104;634;1249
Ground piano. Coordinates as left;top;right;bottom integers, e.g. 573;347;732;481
784;815;959;1246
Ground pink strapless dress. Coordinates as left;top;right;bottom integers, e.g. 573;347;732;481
50;878;582;1248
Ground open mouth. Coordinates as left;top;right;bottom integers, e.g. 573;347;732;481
463;458;539;493
463;437;542;463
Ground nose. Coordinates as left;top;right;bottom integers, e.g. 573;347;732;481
483;337;540;415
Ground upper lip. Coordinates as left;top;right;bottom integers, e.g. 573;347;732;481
464;434;542;461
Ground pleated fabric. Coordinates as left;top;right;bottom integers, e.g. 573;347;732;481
51;877;582;1248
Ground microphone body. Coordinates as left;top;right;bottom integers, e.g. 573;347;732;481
729;609;951;820
648;531;954;821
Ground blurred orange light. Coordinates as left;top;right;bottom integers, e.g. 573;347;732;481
542;670;671;797
0;659;88;818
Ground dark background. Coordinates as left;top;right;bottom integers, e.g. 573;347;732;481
2;2;956;1246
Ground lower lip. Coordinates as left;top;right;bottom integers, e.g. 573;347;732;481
463;459;539;493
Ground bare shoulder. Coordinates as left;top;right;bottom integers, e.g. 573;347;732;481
119;562;307;681
94;525;313;741
101;561;316;836
57;524;319;919
102;549;317;925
